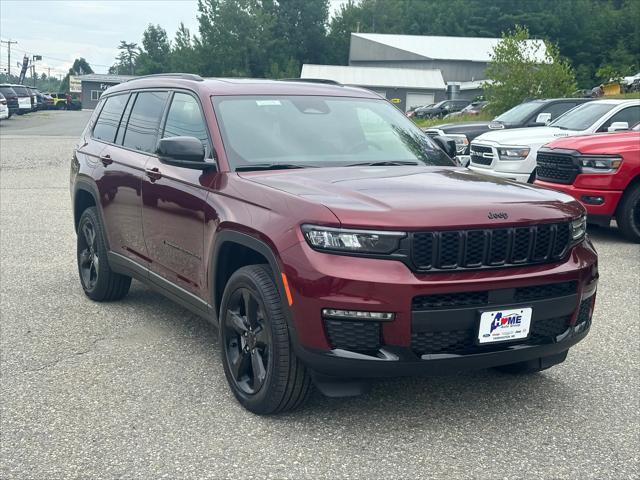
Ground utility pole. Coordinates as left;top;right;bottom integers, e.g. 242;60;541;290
1;39;18;77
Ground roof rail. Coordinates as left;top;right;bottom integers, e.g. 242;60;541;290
279;78;342;86
128;73;204;82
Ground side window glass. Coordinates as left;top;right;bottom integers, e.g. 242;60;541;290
115;93;135;145
92;94;129;143
122;91;169;153
162;92;210;155
599;106;640;131
545;102;577;120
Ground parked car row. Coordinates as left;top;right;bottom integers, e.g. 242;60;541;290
424;97;639;241
0;84;81;120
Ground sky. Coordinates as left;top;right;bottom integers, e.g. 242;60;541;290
0;0;347;77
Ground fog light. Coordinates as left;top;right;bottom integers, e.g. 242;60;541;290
322;309;395;321
581;195;604;205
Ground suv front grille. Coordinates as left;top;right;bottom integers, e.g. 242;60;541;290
412;281;577;311
470;144;494;166
536;152;580;184
411;315;570;355
410;223;571;272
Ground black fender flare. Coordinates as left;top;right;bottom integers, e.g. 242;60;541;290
210;230;298;341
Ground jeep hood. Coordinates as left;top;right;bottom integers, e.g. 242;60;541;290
240;167;583;229
475;126;580;146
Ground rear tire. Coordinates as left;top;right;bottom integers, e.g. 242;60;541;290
77;207;131;301
219;265;312;414
616;184;640;243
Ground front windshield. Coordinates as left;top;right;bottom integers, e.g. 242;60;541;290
212;96;454;170
493;101;543;123
550;102;616;130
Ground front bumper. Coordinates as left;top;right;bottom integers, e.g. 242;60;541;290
535;179;622;217
469;166;531;183
281;238;598;377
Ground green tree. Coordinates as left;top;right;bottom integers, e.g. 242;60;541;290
109;41;140;75
483;25;576;115
60;58;94;93
170;22;199;72
137;24;172;75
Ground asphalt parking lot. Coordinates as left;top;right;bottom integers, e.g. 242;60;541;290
1;111;639;479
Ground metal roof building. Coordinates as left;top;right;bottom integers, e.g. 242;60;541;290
76;74;136;109
300;64;447;111
349;33;548;84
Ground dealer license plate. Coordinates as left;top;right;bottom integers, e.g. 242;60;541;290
478;307;532;344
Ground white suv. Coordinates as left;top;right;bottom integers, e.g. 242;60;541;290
468;99;640;182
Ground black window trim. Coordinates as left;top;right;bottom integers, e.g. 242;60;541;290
90;88;171;157
90;91;132;145
158;88;217;163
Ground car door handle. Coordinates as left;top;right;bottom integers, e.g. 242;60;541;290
100;154;113;166
145;167;162;182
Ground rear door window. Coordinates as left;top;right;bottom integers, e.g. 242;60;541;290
122;91;169;154
92;94;129;143
598;106;640;131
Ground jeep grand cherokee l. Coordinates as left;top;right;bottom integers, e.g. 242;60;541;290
71;74;598;414
535;124;640;242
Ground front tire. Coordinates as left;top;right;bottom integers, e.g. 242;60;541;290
77;207;131;301
616;184;640;243
219;265;311;414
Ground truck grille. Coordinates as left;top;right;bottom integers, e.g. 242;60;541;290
536;152;580;184
410;223;571;272
470;144;493;166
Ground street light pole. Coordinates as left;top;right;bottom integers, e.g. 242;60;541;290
1;39;18;77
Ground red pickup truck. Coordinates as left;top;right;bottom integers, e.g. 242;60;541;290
535;125;640;242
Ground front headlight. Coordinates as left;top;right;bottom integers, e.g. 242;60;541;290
579;156;622;173
444;134;469;154
571;215;587;241
497;146;531;161
301;225;405;254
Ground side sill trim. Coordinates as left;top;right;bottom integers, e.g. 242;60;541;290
107;251;216;323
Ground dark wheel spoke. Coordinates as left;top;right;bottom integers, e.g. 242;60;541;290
227;310;248;334
229;349;250;380
254;326;269;348
250;349;267;390
82;223;95;248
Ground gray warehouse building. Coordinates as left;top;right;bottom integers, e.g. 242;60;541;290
302;33;547;111
77;74;134;109
300;64;446;112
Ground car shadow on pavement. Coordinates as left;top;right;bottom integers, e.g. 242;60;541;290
115;281;580;425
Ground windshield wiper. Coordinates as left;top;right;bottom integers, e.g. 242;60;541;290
235;163;309;172
345;161;420;167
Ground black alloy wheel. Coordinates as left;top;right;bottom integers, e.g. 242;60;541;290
219;265;312;414
76;207;131;301
78;221;99;291
223;287;271;395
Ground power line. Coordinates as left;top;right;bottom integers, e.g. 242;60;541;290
5;44;113;69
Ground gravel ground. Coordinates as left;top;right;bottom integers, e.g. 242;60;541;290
1;112;639;479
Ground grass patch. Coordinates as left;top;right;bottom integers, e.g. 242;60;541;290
605;91;640;99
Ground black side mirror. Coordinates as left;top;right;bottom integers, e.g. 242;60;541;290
432;135;457;159
157;136;214;170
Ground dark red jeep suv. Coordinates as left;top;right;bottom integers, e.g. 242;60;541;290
71;74;598;414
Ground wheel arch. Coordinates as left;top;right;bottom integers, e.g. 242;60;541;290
73;179;108;246
210;230;297;338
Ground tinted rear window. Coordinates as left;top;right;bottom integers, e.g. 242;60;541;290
122;91;168;153
93;94;129;143
11;86;29;96
0;87;16;97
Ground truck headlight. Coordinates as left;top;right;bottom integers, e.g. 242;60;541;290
497;146;530;161
579;156;622;173
445;134;469;154
571;215;587;241
302;225;405;254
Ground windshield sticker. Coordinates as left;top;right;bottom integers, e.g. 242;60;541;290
256;100;282;106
